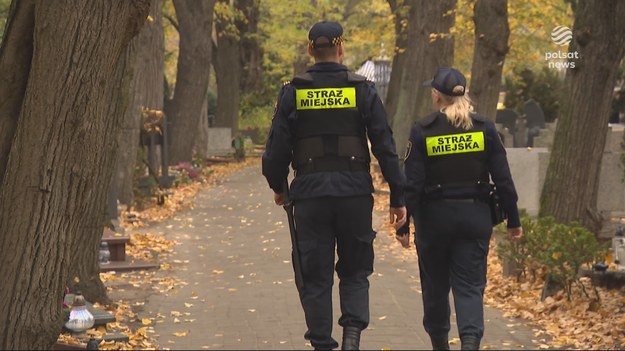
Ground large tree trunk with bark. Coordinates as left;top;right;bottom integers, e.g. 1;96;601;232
238;0;262;93
540;0;625;233
68;43;138;305
390;0;456;157
213;0;262;134
168;0;216;164
116;0;165;206
0;0;34;178
469;0;509;121
384;0;410;125
0;1;149;349
213;5;242;132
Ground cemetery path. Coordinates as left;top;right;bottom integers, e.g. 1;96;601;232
121;162;543;350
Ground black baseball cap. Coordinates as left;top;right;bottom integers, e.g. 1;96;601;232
423;67;467;96
308;21;344;49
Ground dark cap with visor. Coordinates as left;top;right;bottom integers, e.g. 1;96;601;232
423;67;467;96
308;21;344;49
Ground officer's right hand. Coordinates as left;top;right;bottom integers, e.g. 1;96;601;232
389;206;407;229
508;227;523;242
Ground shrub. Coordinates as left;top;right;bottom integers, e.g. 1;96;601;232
497;215;606;300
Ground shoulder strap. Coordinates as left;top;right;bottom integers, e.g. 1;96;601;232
471;113;487;123
292;73;313;84
419;112;441;127
346;71;367;83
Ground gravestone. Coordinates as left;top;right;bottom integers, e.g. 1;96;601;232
524;99;546;147
496;109;519;147
533;119;557;149
206;127;234;156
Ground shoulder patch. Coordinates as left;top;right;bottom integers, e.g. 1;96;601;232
403;141;413;162
346;71;367;83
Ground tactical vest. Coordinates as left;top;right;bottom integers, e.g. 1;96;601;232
420;112;489;192
290;71;370;175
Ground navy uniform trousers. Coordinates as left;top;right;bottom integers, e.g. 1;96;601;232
293;195;375;350
414;199;493;340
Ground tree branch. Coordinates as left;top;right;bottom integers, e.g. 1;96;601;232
163;13;179;32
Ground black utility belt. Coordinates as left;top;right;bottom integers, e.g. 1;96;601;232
295;157;369;176
430;197;487;204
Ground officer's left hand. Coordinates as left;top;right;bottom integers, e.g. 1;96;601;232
274;192;286;206
389;206;407;229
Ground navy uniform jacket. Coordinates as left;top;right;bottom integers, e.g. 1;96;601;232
403;113;521;228
262;62;405;207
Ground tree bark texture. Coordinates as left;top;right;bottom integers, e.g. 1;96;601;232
168;0;216;164
116;0;164;206
68;42;138;305
390;0;456;158
237;0;263;93
0;1;149;348
0;0;34;179
384;0;410;124
540;0;625;233
214;0;242;132
469;0;509;121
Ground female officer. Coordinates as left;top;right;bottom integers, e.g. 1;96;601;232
396;67;523;350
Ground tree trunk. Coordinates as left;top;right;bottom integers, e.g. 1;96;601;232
469;0;509;121
0;1;149;349
214;3;242;133
540;0;625;233
237;0;262;93
390;0;456;156
68;43;138;305
116;0;165;206
168;0;216;164
384;0;410;124
0;0;34;178
195;97;210;157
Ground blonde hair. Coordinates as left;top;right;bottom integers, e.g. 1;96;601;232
434;89;475;130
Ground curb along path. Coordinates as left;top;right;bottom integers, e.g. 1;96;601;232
128;163;541;350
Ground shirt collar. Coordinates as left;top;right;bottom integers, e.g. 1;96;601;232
306;62;349;72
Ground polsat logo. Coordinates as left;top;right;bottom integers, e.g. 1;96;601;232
545;25;578;69
551;25;572;46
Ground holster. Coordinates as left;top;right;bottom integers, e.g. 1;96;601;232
489;184;507;226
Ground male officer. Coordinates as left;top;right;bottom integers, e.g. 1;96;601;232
262;21;406;350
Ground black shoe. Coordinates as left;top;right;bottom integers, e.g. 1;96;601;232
341;326;361;350
460;336;481;350
429;334;449;350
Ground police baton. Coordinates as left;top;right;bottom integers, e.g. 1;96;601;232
283;180;305;290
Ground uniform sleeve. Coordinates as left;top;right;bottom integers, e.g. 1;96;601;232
396;123;425;235
404;123;426;213
262;85;295;193
486;122;521;228
362;83;406;207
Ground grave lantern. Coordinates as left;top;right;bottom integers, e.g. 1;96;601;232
65;291;95;337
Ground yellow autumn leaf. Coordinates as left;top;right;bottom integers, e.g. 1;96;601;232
141;318;152;325
173;331;188;337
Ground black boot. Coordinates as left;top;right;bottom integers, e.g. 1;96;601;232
460;336;481;350
341;326;361;350
429;334;449;350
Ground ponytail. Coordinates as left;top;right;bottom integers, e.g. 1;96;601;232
435;89;475;130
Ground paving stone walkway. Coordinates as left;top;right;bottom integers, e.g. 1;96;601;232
126;163;542;350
